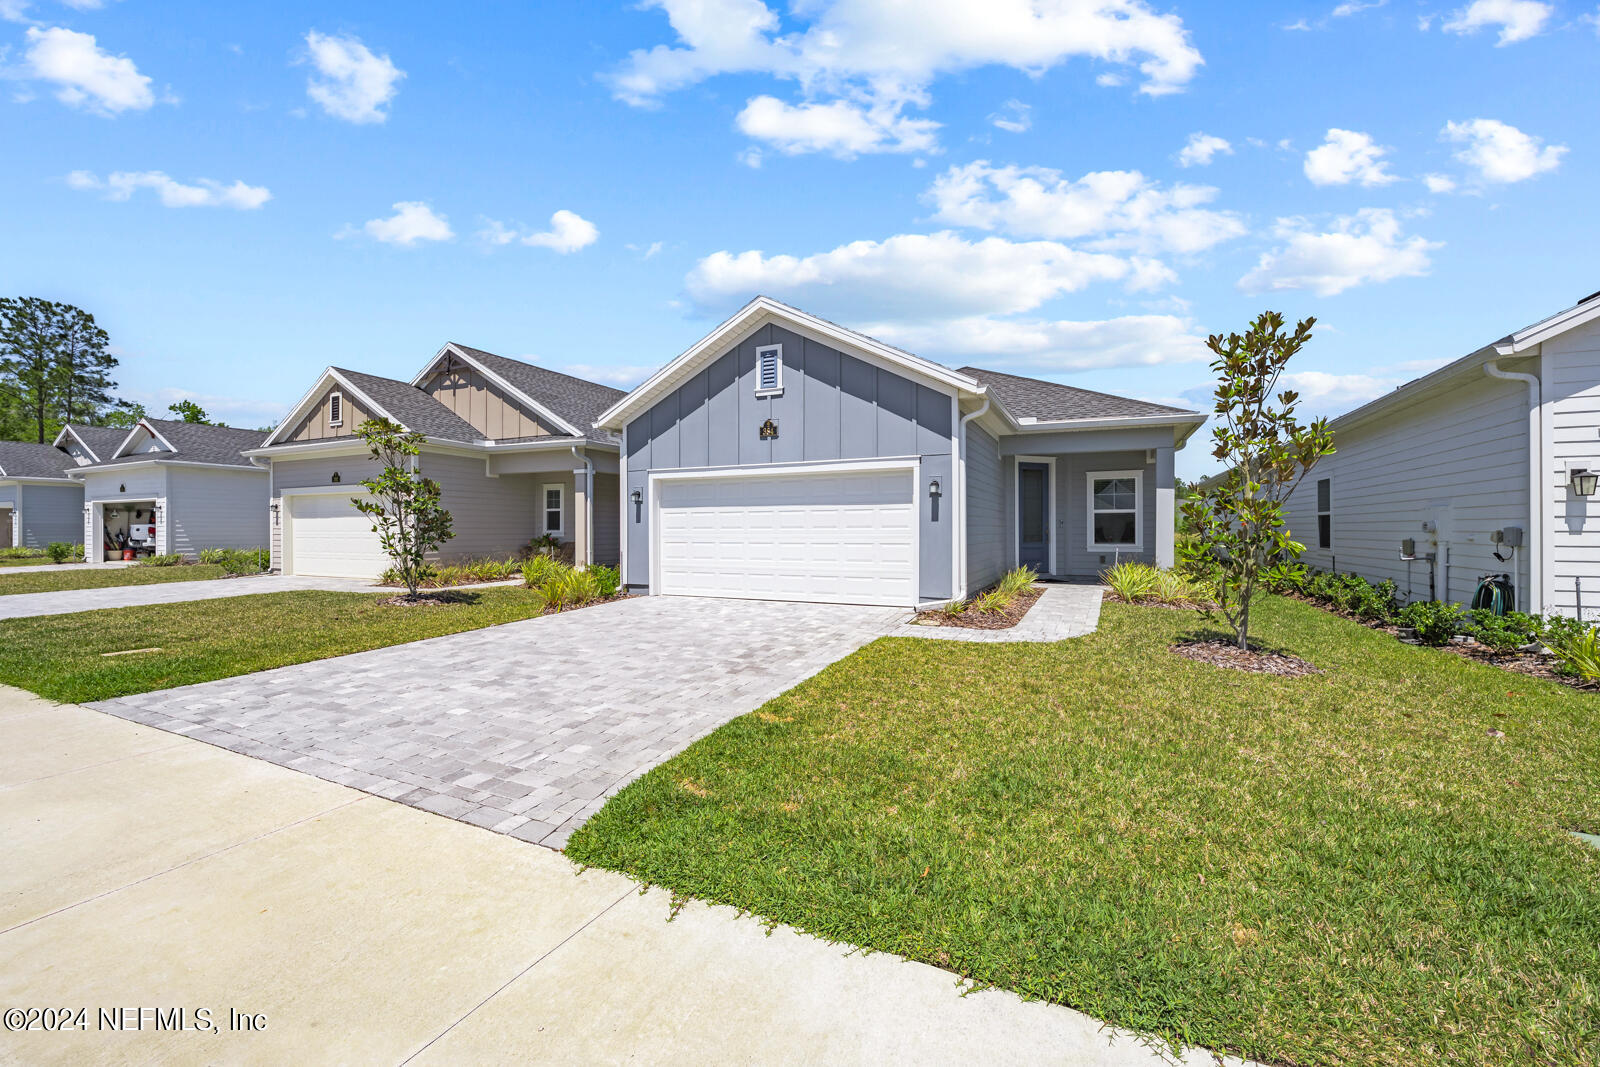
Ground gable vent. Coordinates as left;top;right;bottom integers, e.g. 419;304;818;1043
756;344;783;395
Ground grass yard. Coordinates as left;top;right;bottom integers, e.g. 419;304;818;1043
0;564;230;595
567;595;1600;1067
0;588;552;703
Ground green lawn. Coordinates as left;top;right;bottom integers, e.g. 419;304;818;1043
567;596;1600;1067
0;588;551;702
0;564;229;595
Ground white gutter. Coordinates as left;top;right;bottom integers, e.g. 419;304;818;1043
955;395;991;597
1484;359;1543;613
573;445;595;568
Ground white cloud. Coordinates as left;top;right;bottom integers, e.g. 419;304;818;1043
686;232;1165;322
925;161;1247;255
66;170;271;209
352;201;453;246
735;94;938;157
23;26;153;114
1095;72;1125;86
1303;128;1398;186
1238;209;1440;296
0;0;31;21
477;209;598;253
1176;131;1231;167
303;31;403;124
610;0;1201;156
867;314;1211;372
1441;0;1552;43
1442;118;1565;183
1422;173;1457;193
1332;0;1387;14
990;99;1031;134
1274;370;1407;415
737;146;763;168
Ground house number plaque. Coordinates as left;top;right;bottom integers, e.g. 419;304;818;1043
759;418;779;440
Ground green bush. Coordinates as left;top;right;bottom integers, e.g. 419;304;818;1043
199;547;269;575
45;541;74;564
1102;560;1158;603
1541;622;1600;681
1397;600;1464;646
136;554;185;567
533;566;603;612
522;554;564;588
1463;609;1539;656
1262;561;1308;595
586;564;621;599
0;546;45;560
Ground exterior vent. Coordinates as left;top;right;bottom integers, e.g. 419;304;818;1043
755;345;783;395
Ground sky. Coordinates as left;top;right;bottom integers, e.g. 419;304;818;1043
1;0;1596;479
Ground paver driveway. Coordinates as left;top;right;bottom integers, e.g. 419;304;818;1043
0;574;375;619
94;596;906;847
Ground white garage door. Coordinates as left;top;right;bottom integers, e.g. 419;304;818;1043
288;493;390;579
654;467;918;606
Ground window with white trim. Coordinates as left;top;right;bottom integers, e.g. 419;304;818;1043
1316;477;1331;549
1088;471;1142;549
755;344;783;396
328;391;343;427
542;483;564;537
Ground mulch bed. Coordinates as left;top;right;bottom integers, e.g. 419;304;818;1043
378;590;480;607
1170;638;1322;677
915;586;1043;630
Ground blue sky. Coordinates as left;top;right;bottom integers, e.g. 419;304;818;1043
2;0;1595;478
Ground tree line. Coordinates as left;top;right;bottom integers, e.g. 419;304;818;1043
0;296;219;444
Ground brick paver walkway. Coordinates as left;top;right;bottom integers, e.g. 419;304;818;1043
94;596;906;848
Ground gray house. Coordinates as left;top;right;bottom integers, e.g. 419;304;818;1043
251;345;625;578
67;418;271;561
0;441;84;549
595;297;1205;607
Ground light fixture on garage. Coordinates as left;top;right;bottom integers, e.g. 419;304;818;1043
331;471;341;484
270;502;280;525
630;489;641;504
1571;467;1599;497
929;478;941;497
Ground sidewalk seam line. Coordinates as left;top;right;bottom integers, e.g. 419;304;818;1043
0;738;191;789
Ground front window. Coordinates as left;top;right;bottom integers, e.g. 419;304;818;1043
1316;477;1331;549
542;484;564;537
1089;471;1141;549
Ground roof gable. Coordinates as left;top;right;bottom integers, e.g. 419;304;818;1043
261;367;486;448
437;344;625;445
594;296;983;432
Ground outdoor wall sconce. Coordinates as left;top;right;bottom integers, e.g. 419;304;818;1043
630;489;642;505
1571;467;1599;497
118;484;125;493
929;478;941;497
331;471;342;484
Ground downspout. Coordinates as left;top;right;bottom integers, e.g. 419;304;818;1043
955;394;991;598
572;445;594;568
1484;360;1542;613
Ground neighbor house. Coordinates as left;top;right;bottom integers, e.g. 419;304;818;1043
1284;287;1600;618
595;297;1205;607
249;344;625;579
66;418;271;561
0;441;84;550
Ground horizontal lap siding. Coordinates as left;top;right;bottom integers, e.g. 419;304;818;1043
1285;368;1531;606
417;452;543;562
1544;317;1600;616
965;423;1004;591
166;468;270;556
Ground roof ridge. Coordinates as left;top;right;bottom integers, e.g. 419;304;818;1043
958;365;1196;416
447;344;628;399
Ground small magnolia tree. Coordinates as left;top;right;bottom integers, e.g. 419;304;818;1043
353;418;454;599
1180;312;1335;650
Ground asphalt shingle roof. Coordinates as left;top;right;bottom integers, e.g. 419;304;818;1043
0;441;75;480
448;344;626;444
81;418;269;469
333;368;487;443
957;366;1198;423
64;425;130;461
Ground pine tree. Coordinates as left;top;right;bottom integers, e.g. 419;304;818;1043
0;297;124;441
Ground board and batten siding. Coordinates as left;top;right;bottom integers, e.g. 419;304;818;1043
592;471;620;567
164;467;270;556
964;422;1005;591
281;385;374;444
420;364;555;441
624;322;955;600
1285;367;1532;607
1541;314;1600;617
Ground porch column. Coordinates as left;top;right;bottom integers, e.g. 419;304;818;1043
1154;446;1175;569
570;467;590;567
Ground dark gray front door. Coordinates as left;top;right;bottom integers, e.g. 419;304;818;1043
1018;462;1049;571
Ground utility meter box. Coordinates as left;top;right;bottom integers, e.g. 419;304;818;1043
1400;538;1416;559
1495;526;1524;547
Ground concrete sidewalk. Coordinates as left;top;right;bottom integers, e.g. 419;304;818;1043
0;687;1242;1066
0;573;375;619
0;560;135;576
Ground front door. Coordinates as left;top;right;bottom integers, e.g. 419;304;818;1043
1018;462;1050;572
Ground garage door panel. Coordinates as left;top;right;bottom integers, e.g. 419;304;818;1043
655;468;917;607
288;494;390;579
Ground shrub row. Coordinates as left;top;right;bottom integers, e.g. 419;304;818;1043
380;556;525;589
939;566;1039;617
1100;561;1208;606
198;547;270;575
523;555;622;612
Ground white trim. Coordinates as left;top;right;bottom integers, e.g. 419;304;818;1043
542;482;565;538
1012;455;1056;574
413;344;585;438
1087;468;1143;552
619;424;629;586
111;419;178;459
594;296;983;431
261;368;405;447
70;459;267;477
277;484;366;498
754;343;784;397
53;424;105;462
328;391;344;428
956;396;991;597
278;488;377;578
647;457;921;607
0;475;76;486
